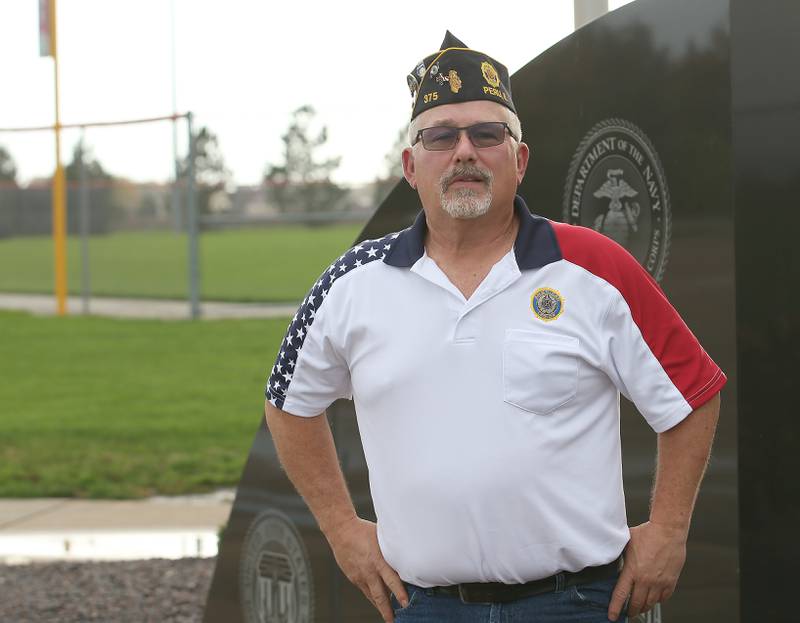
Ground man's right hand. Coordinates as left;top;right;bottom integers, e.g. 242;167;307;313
327;517;409;623
264;405;404;618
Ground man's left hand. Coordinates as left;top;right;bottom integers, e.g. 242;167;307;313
607;521;688;621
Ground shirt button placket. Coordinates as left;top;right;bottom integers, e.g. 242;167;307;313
453;310;478;343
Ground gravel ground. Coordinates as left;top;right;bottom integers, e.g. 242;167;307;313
0;558;215;623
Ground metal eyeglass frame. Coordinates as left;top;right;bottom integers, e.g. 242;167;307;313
413;121;518;151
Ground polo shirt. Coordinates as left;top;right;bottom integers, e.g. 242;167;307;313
265;195;726;588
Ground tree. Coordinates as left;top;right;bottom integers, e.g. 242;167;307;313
0;145;18;238
65;140;120;234
65;141;111;183
264;105;347;214
179;125;232;216
0;145;17;184
372;126;408;206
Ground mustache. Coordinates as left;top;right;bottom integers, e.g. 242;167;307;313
439;165;493;193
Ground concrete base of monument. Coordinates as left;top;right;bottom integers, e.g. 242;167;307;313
0;489;234;564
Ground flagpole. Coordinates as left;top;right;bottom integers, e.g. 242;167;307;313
574;0;608;29
51;0;68;315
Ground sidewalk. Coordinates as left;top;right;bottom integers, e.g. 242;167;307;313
0;293;297;320
0;490;235;564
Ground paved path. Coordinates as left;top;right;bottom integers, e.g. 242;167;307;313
0;293;297;319
0;490;235;563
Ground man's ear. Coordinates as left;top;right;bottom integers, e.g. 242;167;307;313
515;142;530;185
401;147;416;189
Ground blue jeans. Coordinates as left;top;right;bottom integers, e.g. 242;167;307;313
390;570;628;622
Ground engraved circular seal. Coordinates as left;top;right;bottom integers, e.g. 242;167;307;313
240;509;314;623
563;118;671;282
531;287;564;321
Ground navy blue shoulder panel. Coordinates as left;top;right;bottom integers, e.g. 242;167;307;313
512;195;563;269
382;211;426;267
265;231;400;409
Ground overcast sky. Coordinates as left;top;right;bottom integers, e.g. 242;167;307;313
0;0;633;186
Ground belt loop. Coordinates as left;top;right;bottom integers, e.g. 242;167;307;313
554;572;565;593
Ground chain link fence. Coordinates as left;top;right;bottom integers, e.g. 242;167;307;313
0;116;378;318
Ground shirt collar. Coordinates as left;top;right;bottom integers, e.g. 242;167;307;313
383;194;562;270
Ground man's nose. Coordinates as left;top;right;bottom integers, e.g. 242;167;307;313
452;129;479;162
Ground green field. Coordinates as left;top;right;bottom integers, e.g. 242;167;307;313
0;224;363;302
0;311;291;498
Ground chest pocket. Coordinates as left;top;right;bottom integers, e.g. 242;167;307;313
502;329;580;415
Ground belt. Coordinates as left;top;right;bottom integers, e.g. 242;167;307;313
429;556;622;604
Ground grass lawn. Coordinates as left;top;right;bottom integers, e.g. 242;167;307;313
0;310;291;498
0;223;364;302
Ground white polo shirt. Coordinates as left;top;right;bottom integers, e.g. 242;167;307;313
265;195;726;588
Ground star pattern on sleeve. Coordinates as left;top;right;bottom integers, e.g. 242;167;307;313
265;231;399;409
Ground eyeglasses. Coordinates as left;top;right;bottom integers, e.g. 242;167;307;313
413;121;517;151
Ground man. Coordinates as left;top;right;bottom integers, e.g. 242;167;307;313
264;32;725;622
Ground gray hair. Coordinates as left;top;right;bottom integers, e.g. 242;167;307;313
407;107;523;147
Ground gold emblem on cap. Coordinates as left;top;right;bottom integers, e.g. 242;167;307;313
448;69;462;93
481;61;500;88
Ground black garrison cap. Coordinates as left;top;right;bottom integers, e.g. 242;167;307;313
407;31;516;121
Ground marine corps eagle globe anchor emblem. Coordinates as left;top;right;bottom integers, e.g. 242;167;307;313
593;168;642;243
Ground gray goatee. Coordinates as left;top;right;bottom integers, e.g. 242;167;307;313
439;165;494;219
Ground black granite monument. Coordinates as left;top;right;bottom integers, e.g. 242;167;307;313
203;1;799;621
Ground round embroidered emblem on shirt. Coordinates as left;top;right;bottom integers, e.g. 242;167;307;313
531;287;564;321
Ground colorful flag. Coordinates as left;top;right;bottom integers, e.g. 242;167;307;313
39;0;52;57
